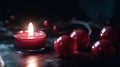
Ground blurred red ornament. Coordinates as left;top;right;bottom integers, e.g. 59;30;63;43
5;20;10;25
72;16;77;21
91;39;116;59
54;35;75;57
70;30;90;51
53;26;58;32
43;20;50;27
100;26;119;43
10;15;16;22
4;20;13;29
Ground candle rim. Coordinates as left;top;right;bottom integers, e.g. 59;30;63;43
14;35;46;39
14;32;46;39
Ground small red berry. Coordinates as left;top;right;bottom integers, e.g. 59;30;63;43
53;26;58;32
10;15;16;22
43;20;50;27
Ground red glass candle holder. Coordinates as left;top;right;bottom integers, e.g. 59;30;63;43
14;31;46;51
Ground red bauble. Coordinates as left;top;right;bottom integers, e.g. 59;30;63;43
70;30;90;51
91;39;116;59
43;20;50;27
53;26;58;32
54;35;75;57
100;26;119;42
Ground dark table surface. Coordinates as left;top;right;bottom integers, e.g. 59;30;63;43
0;38;120;67
0;21;120;67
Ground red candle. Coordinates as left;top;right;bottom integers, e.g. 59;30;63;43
14;22;46;50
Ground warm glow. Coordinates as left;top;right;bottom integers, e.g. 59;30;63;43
25;56;39;67
28;22;34;36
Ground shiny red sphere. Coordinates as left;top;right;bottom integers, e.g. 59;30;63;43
91;39;116;59
54;35;75;57
100;26;119;42
70;30;90;51
43;20;50;27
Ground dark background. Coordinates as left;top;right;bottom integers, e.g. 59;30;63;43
0;0;84;20
0;0;120;26
0;0;120;20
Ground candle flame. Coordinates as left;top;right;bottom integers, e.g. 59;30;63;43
28;22;34;36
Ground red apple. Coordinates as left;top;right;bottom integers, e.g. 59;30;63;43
100;26;119;43
54;35;75;57
91;39;116;59
70;30;90;51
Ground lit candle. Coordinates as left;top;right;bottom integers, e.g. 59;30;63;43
14;22;46;50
